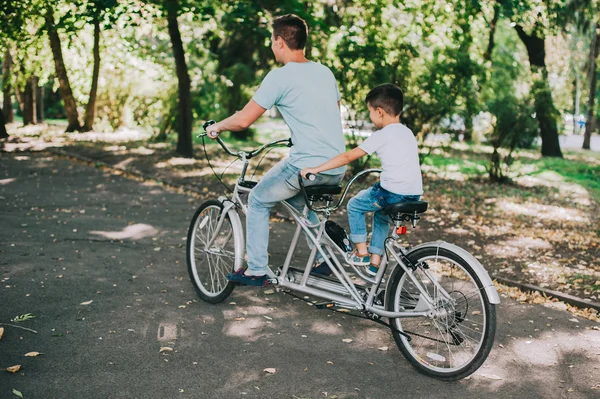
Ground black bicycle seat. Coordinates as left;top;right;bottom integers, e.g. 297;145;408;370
383;201;428;215
304;185;342;196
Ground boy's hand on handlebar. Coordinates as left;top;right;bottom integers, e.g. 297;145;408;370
301;168;318;180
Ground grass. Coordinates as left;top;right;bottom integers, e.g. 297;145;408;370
418;143;600;203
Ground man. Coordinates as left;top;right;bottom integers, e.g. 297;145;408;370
206;14;346;286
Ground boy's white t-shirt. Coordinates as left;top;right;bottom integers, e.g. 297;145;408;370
358;123;423;195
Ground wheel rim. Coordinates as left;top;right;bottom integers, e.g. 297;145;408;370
190;205;235;297
392;255;487;373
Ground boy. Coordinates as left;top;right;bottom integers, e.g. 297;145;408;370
301;84;423;274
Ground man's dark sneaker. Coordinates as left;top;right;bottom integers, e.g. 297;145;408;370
227;269;270;287
311;259;333;276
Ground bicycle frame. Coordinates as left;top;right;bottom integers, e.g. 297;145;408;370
204;140;441;319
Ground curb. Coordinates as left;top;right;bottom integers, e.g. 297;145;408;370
43;146;600;313
493;275;600;312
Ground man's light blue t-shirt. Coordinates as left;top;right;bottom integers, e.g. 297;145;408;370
253;61;346;175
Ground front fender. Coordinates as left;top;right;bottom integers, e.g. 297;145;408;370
219;196;245;271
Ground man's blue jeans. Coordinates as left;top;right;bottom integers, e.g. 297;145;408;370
347;182;420;256
246;160;344;275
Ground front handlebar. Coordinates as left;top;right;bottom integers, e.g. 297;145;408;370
198;119;292;159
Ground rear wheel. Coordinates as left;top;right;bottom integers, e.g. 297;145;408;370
385;246;496;380
187;200;240;303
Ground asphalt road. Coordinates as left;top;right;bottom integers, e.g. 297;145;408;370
1;151;599;399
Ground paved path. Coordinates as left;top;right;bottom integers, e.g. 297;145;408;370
1;151;599;399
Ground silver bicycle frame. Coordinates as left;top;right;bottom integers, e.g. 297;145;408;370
213;175;435;319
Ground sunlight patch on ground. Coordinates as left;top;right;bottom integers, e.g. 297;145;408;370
497;200;589;223
68;127;151;142
89;223;158;240
155;157;200;168
114;157;135;169
517;171;592;206
466;328;600;394
130;146;155;155
0;178;17;185
309;319;343;335
444;226;471;236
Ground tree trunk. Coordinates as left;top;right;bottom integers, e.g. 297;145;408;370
583;23;598;150
166;1;193;158
515;24;563;157
22;76;37;125
45;7;81;132
37;84;44;122
573;75;580;135
484;2;501;61
2;50;14;123
83;19;101;132
0;108;8;139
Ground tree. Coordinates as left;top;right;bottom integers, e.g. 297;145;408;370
165;0;193;157
44;4;82;132
513;22;563;157
584;23;599;149
563;0;599;149
488;1;563;157
2;50;14;123
0;108;8;139
77;0;120;132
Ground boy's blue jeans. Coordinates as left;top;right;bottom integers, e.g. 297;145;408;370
347;182;420;256
246;160;344;275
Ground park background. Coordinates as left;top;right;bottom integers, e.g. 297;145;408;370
1;1;599;306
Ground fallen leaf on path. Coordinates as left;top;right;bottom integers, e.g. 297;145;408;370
11;313;35;322
263;289;275;295
6;365;21;373
80;300;93;305
568;318;579;323
12;389;23;398
263;316;272;321
159;347;173;353
24;352;41;357
342;339;353;343
478;374;502;380
378;346;389;351
234;317;246;321
0;327;4;340
263;368;276;374
327;361;334;365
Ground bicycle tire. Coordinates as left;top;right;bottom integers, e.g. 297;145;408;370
385;245;496;380
187;200;239;303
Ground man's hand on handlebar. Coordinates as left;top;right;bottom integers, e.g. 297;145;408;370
205;123;221;139
300;168;319;180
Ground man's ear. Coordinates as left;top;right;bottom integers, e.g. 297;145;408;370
274;35;284;48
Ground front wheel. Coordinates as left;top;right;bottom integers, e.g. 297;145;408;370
187;200;241;303
385;246;496;380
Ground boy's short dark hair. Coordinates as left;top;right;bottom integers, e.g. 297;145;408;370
365;84;404;116
272;14;308;50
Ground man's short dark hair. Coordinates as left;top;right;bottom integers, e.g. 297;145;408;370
272;14;308;50
365;84;404;116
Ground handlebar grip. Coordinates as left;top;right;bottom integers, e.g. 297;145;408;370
203;120;216;130
306;173;316;181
